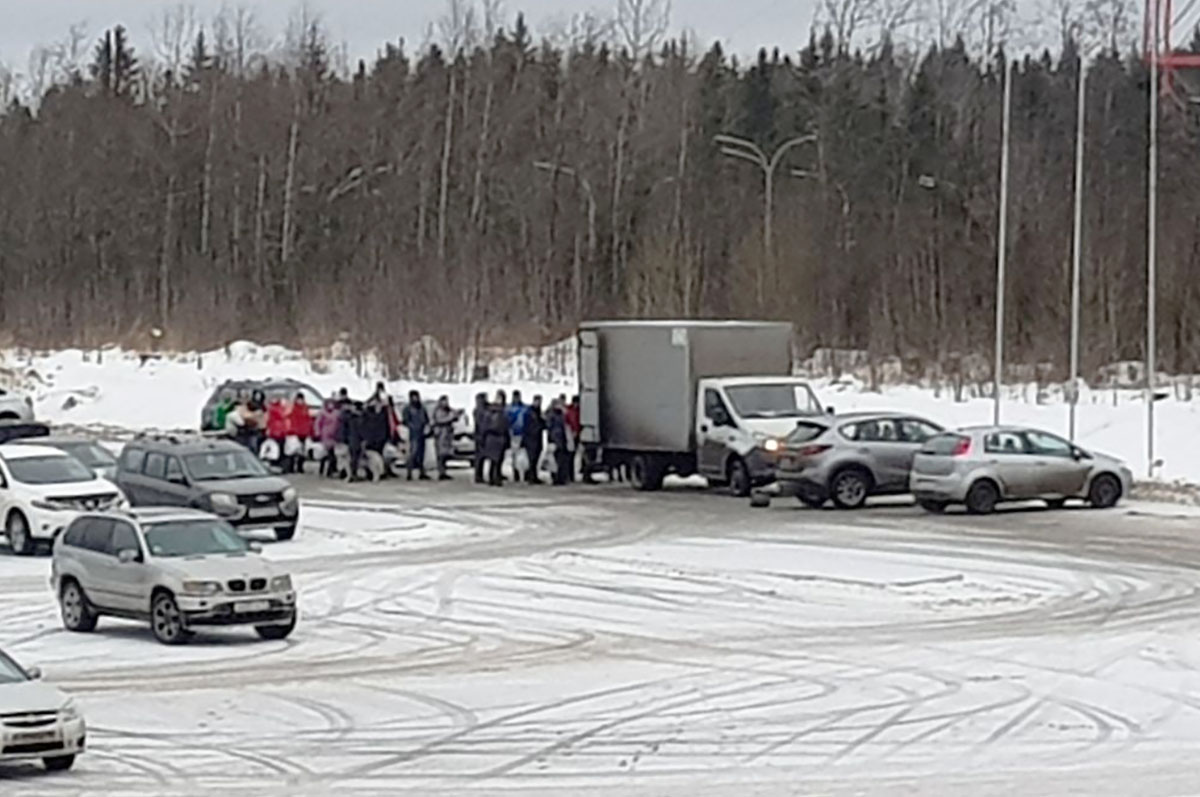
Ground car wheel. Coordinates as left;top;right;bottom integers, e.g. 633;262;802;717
6;511;33;556
1045;498;1067;510
43;755;75;772
256;614;296;641
1088;473;1123;509
748;490;771;508
917;499;948;514
965;480;1000;515
275;524;297;542
728;458;751;498
59;581;98;633
830;469;870;509
150;592;187;645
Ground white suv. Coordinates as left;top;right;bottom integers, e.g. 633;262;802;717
0;444;126;556
51;508;298;645
0;647;85;772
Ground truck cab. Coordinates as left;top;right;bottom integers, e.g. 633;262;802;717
696;377;826;495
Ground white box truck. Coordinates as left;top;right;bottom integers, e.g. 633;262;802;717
578;321;827;494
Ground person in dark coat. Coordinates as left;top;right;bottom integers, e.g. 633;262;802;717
472;393;488;484
522;395;546;485
401;390;430;480
546;399;572;486
363;399;391;456
482;390;510;487
339;401;366;481
432;396;461;480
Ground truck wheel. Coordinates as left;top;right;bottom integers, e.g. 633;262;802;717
630;455;664;491
727;458;751;497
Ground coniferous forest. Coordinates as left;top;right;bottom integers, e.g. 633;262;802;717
0;3;1196;378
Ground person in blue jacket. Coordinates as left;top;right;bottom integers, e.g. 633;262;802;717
506;390;528;482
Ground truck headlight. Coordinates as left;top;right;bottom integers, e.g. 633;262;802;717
270;575;293;592
181;580;222;596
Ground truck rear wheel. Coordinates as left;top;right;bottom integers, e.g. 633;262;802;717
630;455;664;491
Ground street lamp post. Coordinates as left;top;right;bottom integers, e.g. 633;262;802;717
1147;24;1160;477
993;58;1014;426
714;133;818;306
1068;58;1088;442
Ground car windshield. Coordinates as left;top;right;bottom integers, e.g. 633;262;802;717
144;519;250;558
725;384;823;419
184;450;268;481
6;454;94;485
58;442;118;468
0;650;29;684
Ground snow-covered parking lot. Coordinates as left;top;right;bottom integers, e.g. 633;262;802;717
4;479;1200;796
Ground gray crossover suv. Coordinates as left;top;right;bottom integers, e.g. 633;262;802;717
115;436;299;541
772;411;945;508
910;425;1132;514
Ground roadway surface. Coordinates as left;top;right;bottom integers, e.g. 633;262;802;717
3;472;1200;796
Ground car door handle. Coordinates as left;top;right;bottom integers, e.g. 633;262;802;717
700;425;709;433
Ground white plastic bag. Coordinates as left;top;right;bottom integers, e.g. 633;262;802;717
284;435;303;457
259;438;280;462
382;442;401;463
309;442;327;462
540;443;556;473
514;447;530;474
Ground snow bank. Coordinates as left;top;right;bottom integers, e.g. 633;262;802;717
2;341;1198;484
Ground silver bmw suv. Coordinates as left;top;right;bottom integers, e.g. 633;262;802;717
50;508;297;644
910;425;1133;514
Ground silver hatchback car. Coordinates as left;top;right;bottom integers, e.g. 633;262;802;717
910;425;1133;514
773;412;946;508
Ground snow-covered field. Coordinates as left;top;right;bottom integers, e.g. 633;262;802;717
1;341;1197;483
4;481;1200;796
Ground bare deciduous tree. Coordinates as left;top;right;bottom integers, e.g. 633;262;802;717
616;0;671;60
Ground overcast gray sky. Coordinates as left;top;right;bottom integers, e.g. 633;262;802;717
0;0;820;70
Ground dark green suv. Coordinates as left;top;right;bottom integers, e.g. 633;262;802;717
114;436;299;541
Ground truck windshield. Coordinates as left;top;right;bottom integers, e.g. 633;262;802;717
725;384;822;419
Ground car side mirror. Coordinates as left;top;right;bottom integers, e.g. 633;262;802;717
117;548;140;565
1072;447;1089;461
248;542;263;554
26;666;42;680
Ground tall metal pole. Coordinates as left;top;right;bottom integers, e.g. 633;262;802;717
1068;59;1087;442
994;59;1014;426
1148;17;1160;477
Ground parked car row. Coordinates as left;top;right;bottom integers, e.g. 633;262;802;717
763;411;1133;514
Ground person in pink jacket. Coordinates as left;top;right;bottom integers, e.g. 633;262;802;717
314;399;342;477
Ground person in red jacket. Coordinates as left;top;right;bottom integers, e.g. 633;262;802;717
265;398;289;468
288;393;315;474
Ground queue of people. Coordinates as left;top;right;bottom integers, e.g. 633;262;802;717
215;383;583;486
473;390;582;487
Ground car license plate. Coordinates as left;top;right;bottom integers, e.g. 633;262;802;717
18;730;58;743
247;506;278;519
235;600;271;613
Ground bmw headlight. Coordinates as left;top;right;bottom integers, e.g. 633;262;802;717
181;580;223;596
270;575;293;592
208;492;240;516
59;699;80;721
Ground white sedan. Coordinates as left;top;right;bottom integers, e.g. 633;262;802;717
0;649;85;771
